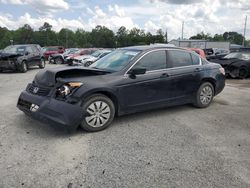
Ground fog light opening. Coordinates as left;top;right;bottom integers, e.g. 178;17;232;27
30;104;39;112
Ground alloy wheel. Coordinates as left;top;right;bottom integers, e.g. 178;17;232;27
85;101;111;127
200;86;213;105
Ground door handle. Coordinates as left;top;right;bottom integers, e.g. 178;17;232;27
194;67;202;72
160;73;169;78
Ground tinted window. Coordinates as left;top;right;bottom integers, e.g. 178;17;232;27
133;50;166;71
191;53;200;65
167;50;193;68
90;49;140;72
26;46;33;53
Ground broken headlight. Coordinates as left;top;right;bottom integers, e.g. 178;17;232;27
57;82;83;98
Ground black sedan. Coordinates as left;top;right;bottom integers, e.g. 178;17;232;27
17;46;225;132
211;52;250;78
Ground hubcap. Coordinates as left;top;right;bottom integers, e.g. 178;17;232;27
85;101;111;127
200;86;213;105
23;63;27;71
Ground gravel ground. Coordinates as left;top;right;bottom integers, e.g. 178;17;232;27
0;64;250;188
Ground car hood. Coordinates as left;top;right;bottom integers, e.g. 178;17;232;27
34;67;109;86
211;58;243;66
0;53;23;60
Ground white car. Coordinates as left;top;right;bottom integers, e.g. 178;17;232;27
72;50;112;67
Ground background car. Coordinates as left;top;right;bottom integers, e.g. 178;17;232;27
66;48;97;65
17;46;225;132
43;46;65;60
0;44;45;73
204;48;229;60
48;48;79;64
72;49;112;66
211;51;250;78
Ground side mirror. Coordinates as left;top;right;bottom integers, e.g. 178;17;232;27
128;68;146;78
25;51;29;56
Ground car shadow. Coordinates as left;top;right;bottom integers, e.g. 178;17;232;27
18;103;198;137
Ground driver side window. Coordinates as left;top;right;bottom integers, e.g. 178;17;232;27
133;50;167;71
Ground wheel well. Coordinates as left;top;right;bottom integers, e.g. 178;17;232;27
85;91;119;116
200;78;216;91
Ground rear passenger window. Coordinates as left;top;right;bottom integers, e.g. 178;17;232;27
167;50;193;68
133;50;166;71
191;53;200;65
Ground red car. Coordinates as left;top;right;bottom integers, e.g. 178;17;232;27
188;48;206;59
43;46;64;60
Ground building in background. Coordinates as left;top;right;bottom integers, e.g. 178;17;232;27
169;39;230;50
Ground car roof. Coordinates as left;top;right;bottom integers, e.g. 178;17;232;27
121;45;182;51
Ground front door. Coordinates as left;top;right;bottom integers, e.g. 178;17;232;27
118;50;171;112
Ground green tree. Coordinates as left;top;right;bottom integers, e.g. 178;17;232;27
190;31;212;40
91;25;115;48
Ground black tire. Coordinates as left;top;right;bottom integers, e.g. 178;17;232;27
238;66;248;79
84;61;93;67
39;58;45;69
19;61;28;73
193;82;214;108
80;94;115;132
55;57;63;64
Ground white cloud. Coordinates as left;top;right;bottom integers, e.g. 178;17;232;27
87;6;137;30
0;0;250;39
0;0;25;4
0;13;88;32
0;0;69;16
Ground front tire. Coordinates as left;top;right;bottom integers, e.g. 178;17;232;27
39;58;45;69
19;61;28;73
80;94;115;132
193;82;214;108
55;57;63;64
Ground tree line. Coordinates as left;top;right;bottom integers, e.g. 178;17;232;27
0;22;249;49
0;22;166;49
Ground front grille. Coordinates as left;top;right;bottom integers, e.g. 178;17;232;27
27;83;51;96
18;98;32;110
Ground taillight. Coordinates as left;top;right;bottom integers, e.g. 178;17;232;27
219;67;225;75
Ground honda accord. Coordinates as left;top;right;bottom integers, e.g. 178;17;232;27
17;46;225;132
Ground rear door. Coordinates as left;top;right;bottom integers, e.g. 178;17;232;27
165;50;203;99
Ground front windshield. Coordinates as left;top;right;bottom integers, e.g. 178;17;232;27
91;51;101;57
3;45;26;54
224;52;250;60
89;49;140;72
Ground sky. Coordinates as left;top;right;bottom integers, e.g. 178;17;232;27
0;0;250;40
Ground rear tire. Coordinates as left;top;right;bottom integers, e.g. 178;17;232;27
193;82;214;108
19;61;28;73
238;66;248;79
80;94;115;132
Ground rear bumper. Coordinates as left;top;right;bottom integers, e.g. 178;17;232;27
215;74;225;95
17;91;84;131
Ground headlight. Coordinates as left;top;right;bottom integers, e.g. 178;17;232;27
57;82;83;98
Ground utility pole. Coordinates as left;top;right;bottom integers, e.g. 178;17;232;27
181;21;184;40
242;15;247;47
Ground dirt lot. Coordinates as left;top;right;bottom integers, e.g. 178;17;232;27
0;64;250;188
